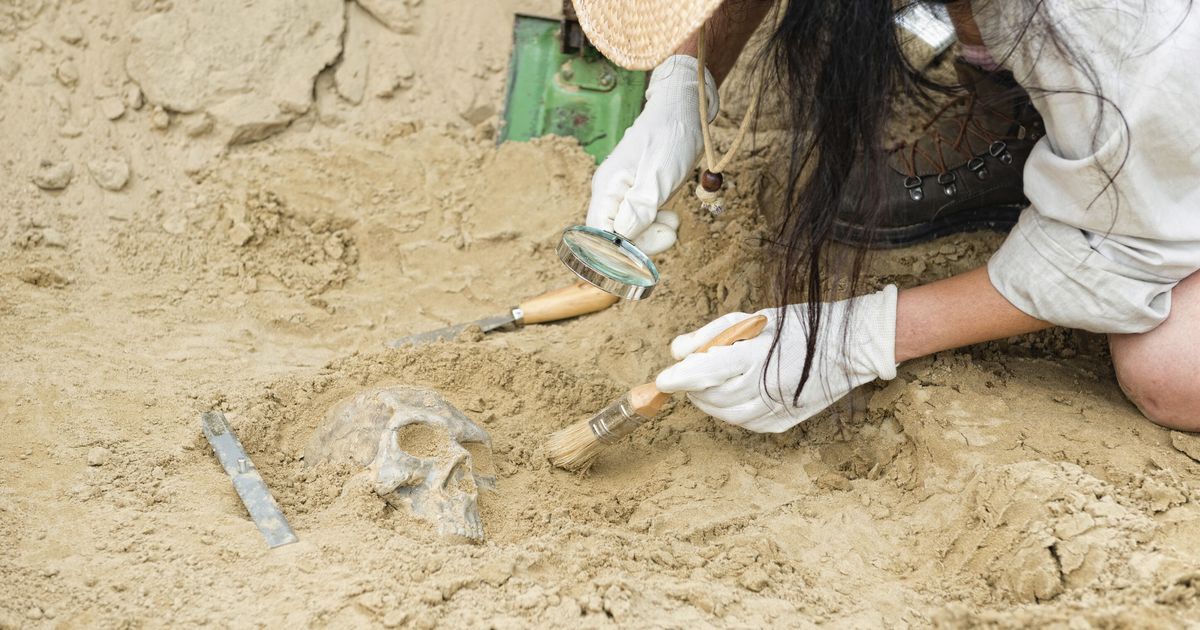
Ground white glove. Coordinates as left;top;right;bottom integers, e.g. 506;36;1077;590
586;55;718;256
656;286;899;432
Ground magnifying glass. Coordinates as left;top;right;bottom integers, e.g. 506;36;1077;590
556;225;659;300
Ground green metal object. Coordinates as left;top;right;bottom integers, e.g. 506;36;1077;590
500;15;647;163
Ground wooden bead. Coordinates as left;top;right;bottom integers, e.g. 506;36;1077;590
700;170;723;193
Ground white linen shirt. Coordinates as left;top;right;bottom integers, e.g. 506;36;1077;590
975;0;1200;333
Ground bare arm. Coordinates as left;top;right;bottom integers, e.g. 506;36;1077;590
895;265;1050;362
673;0;772;86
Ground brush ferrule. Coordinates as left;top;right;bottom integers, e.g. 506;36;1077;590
589;397;646;444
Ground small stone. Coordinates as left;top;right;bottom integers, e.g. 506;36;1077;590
162;214;188;235
87;446;110;466
58;124;84;138
26;607;43;620
738;567;770;592
322;234;345;259
150;106;170;130
60;21;85;45
815;472;852;492
381;610;409;628
33;160;73;190
182;112;213;137
41;228;66;248
124;84;144;110
56;60;80;87
99;97;126;120
228;222;254;246
88;158;131;191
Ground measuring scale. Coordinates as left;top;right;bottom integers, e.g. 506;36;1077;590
557;226;658;300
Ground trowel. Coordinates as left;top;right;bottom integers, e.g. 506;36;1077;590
389;281;618;347
499;1;647;163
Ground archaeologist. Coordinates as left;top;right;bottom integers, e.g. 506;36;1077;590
573;0;1200;432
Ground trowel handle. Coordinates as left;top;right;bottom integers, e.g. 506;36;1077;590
629;314;770;417
519;281;620;325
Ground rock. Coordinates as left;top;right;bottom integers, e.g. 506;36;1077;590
88;158;130;191
815;471;852;492
208;95;291;145
60;20;85;45
161;214;188;235
228;222;254;246
33;160;73;190
381;610;409;628
738;567;770;592
126;0;344;146
123;84;144;110
55;60;80;87
0;46;19;80
99;96;126;120
182;112;213;137
150;105;170;130
87;446;110;466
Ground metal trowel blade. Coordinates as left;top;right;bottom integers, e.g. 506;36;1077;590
200;411;298;549
388;313;517;348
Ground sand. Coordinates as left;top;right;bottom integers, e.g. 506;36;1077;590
3;1;1200;627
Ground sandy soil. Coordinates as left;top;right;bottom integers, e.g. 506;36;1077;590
3;1;1200;628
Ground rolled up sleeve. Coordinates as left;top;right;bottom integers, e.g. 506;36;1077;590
988;209;1188;334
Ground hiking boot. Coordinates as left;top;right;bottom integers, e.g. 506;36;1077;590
834;59;1045;248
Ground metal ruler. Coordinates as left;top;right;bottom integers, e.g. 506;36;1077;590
201;411;298;548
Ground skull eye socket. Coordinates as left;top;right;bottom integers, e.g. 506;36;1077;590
394;424;446;458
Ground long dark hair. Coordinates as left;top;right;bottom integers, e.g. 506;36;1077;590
759;0;923;401
753;0;1173;405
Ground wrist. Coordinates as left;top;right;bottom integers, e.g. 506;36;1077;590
650;55;720;121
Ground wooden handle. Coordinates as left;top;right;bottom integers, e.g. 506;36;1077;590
628;314;770;417
694;314;769;353
519;281;619;325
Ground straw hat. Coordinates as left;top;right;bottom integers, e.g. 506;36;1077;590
572;0;727;70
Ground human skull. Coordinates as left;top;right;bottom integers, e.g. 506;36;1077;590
304;386;495;542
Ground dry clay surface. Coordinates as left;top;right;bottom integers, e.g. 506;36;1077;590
3;0;1200;627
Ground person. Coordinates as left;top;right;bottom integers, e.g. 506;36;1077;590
571;0;1200;432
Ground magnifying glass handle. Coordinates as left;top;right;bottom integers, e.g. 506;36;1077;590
519;281;619;325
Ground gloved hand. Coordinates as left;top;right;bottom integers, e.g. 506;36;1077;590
586;55;718;256
656;286;899;432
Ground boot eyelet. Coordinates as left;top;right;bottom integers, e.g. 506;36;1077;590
937;172;957;197
989;140;1013;165
968;157;989;180
903;176;924;201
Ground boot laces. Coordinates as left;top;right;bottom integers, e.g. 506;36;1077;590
892;91;1026;178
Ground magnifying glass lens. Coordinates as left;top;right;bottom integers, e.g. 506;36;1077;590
557;226;659;300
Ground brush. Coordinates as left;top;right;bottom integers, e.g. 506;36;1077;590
547;314;769;472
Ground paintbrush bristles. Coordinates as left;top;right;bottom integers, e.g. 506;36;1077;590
546;419;608;472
